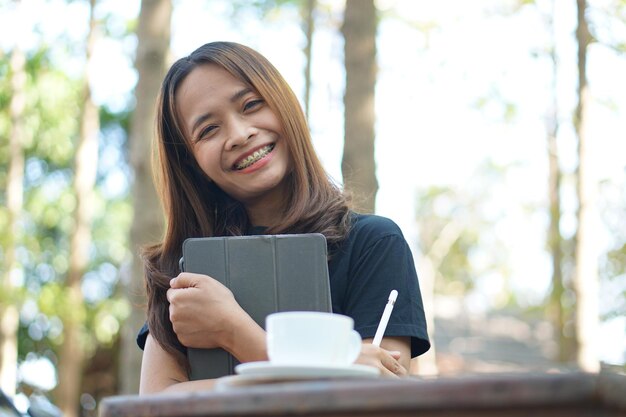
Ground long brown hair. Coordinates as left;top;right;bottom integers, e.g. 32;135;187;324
143;41;351;367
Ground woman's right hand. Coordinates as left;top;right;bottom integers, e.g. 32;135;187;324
167;272;241;348
356;336;411;377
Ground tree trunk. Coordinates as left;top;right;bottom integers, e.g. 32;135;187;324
301;0;315;121
573;0;600;373
341;0;378;213
119;0;171;395
56;1;99;415
0;44;26;399
545;0;567;362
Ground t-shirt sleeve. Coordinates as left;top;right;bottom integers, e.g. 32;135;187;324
137;321;188;355
342;232;430;358
137;322;149;350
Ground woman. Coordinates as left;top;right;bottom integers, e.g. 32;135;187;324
137;41;429;393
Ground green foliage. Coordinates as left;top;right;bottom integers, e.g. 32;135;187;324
228;0;299;21
231;0;297;13
89;298;130;347
605;243;626;279
101;105;131;135
415;186;475;294
586;0;626;51
0;43;133;387
415;160;514;300
598;176;626;320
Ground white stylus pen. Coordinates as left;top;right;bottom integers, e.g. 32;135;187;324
372;290;398;346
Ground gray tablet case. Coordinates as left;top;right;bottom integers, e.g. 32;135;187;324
180;233;332;380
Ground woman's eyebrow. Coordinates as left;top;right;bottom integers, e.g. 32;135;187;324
230;87;252;103
191;112;213;136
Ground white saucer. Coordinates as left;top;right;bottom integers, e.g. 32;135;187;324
234;361;380;379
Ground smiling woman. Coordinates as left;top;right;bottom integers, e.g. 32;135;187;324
136;41;429;394
175;63;291;210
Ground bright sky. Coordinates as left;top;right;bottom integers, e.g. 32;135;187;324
2;0;625;391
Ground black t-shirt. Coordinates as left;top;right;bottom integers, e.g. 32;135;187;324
137;213;430;358
328;213;429;357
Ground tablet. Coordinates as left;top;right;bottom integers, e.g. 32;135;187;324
180;233;332;380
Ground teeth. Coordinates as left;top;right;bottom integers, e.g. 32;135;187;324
235;144;275;170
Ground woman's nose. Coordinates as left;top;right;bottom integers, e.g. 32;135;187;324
225;117;256;150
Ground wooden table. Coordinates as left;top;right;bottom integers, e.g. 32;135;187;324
100;370;626;417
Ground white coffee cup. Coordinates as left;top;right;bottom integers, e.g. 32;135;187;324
266;311;362;367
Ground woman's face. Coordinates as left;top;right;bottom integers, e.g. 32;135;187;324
176;64;291;209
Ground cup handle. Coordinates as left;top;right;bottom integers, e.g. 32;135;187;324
346;330;362;364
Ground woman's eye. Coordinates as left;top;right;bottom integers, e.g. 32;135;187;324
197;125;217;140
243;99;263;112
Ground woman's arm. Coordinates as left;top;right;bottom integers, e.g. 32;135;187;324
140;334;215;394
139;272;269;394
140;334;409;394
140;324;268;394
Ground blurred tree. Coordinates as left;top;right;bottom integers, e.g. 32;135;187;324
571;0;626;367
583;0;626;336
119;0;171;395
0;6;132;410
11;45;80;402
507;0;624;367
599;175;626;326
0;43;26;397
302;0;315;120
542;0;568;363
573;0;600;373
341;0;378;213
230;0;317;119
414;161;513;373
591;0;626;54
413;204;464;376
56;0;100;415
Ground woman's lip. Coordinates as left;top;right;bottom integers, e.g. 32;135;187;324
231;143;275;170
233;144;275;174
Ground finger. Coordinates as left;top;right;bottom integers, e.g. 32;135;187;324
381;354;407;376
378;365;400;378
388;350;402;359
170;273;200;289
166;288;174;303
356;344;406;377
395;363;408;376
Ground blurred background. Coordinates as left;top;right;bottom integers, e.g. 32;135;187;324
0;0;625;416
